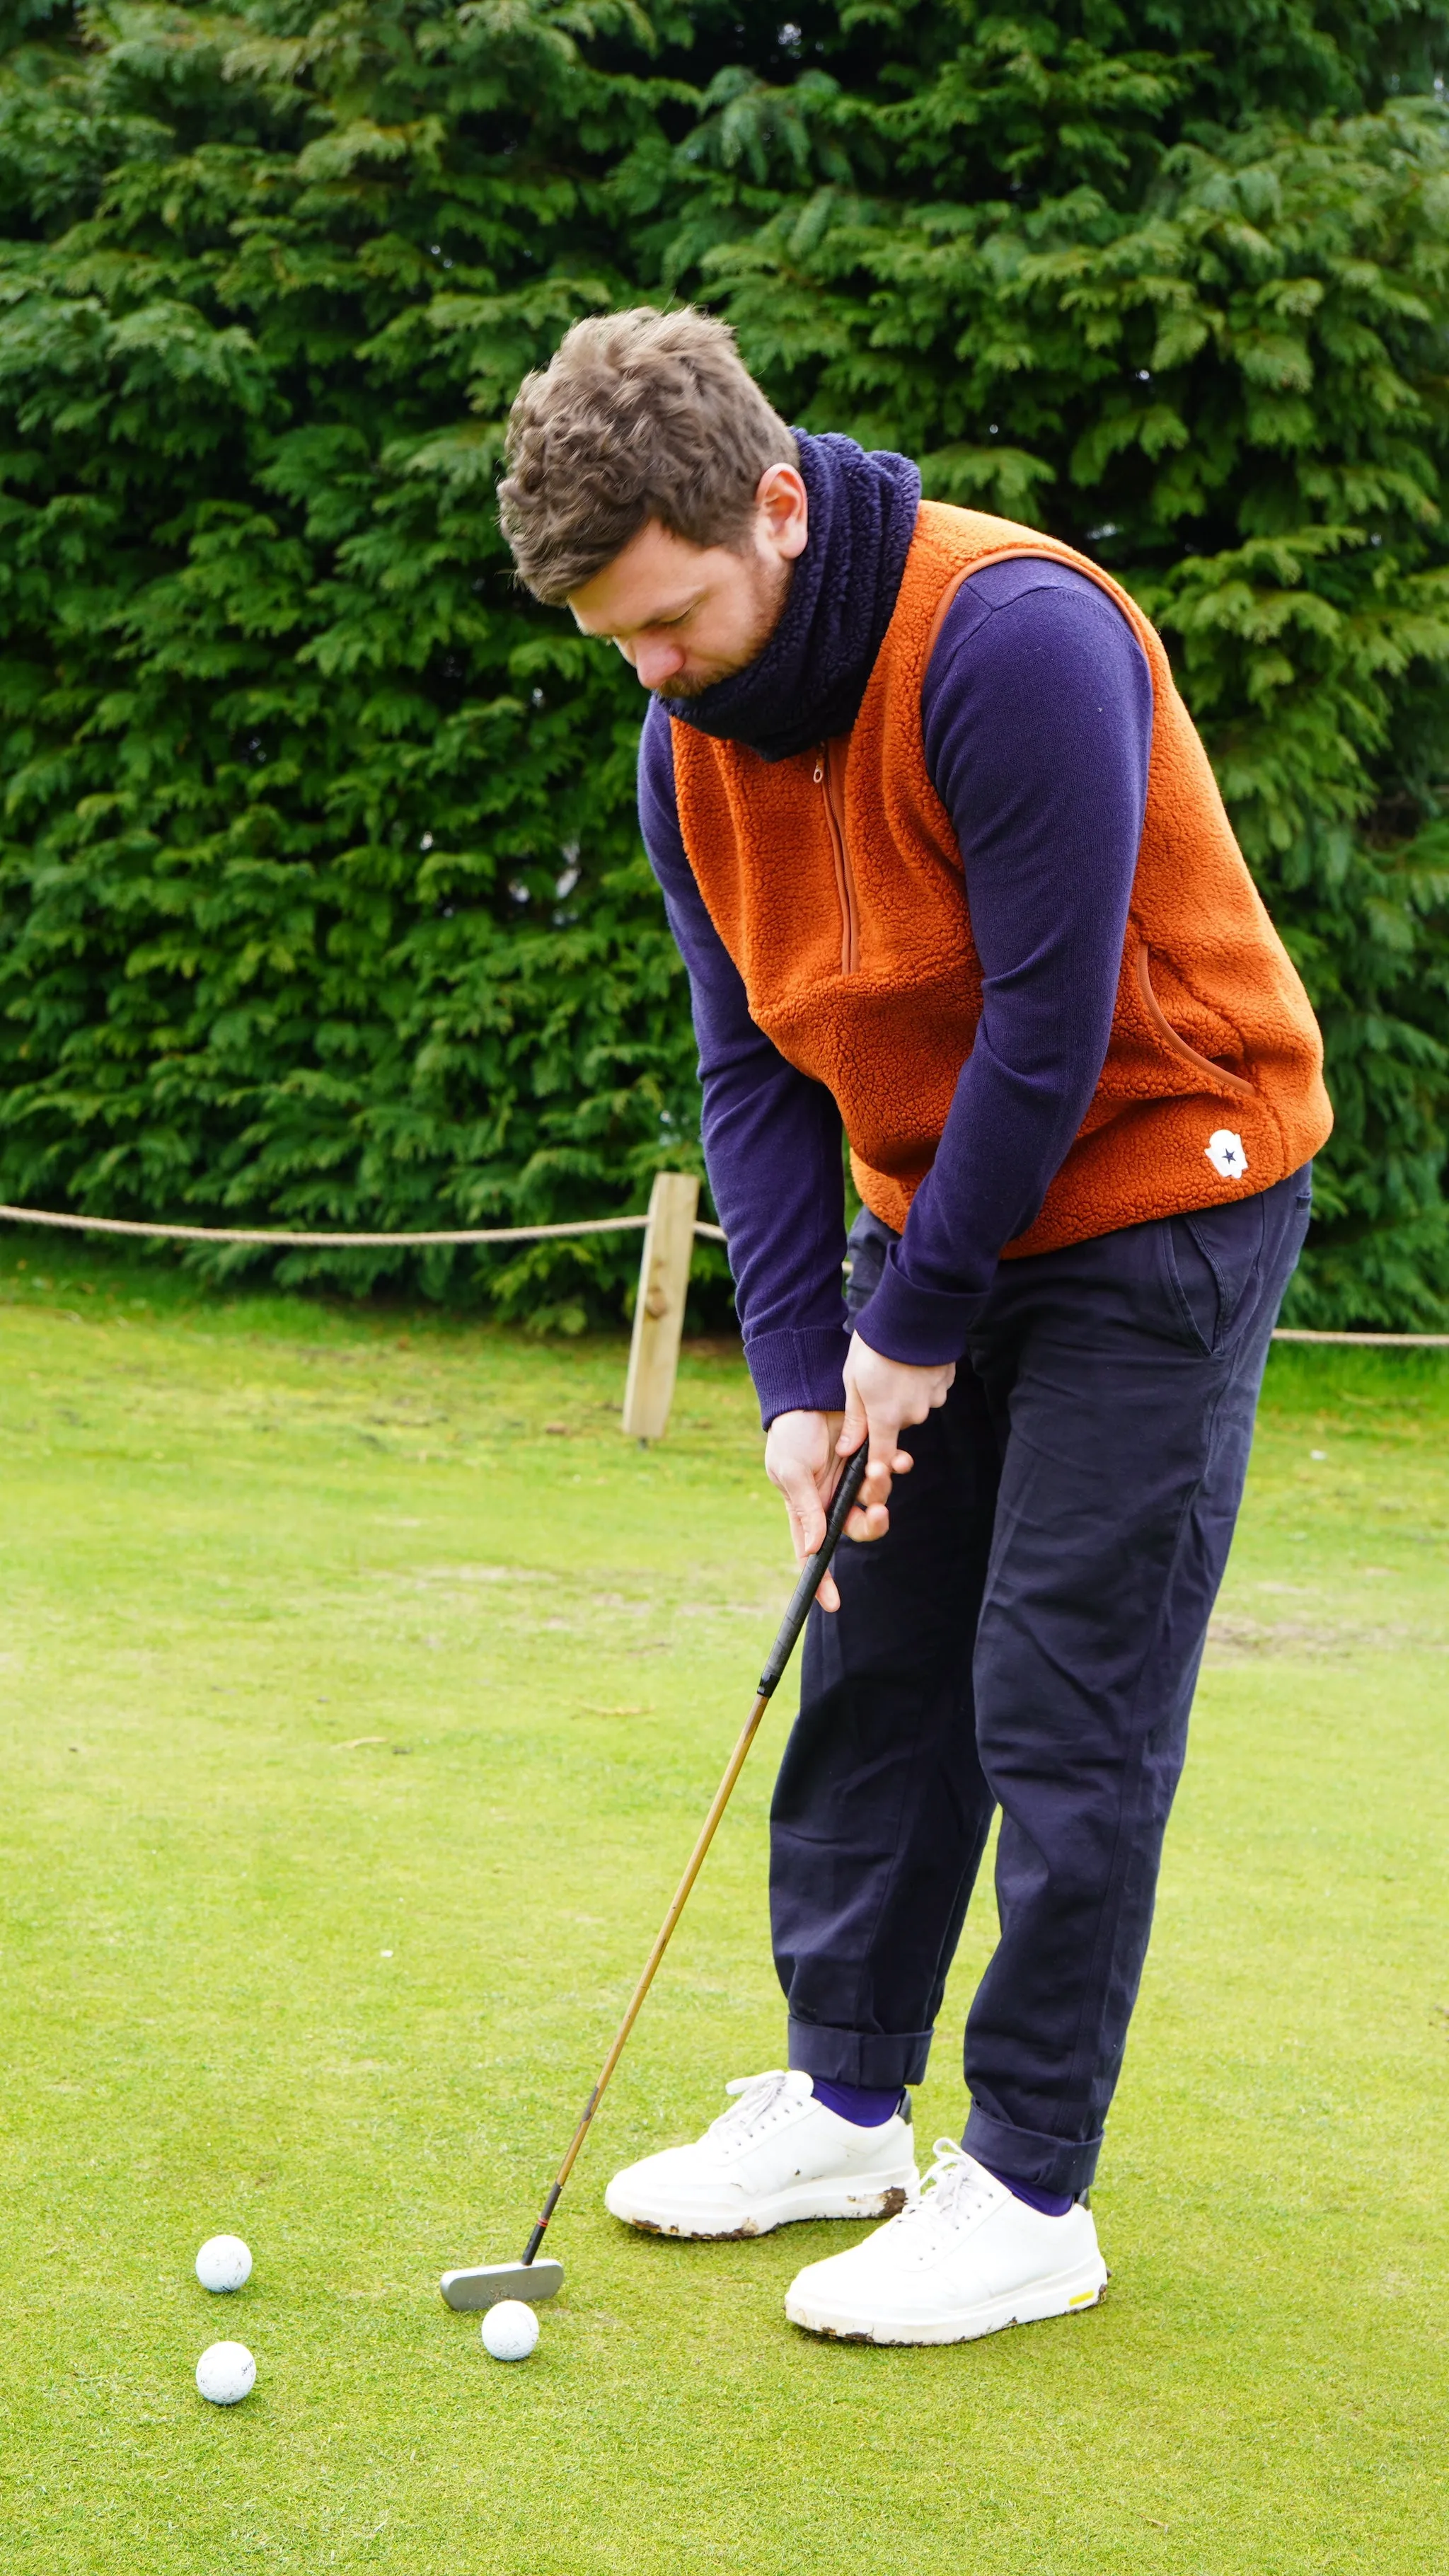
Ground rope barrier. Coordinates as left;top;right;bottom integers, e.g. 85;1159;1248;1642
1269;1327;1449;1348
1;1203;1445;1340
0;1202;727;1250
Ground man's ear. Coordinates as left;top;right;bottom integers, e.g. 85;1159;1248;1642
756;463;809;562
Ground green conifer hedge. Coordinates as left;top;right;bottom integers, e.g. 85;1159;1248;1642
1;0;1447;1326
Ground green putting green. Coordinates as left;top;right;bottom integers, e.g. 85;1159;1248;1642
1;1234;1445;2574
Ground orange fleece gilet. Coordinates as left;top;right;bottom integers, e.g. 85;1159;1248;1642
671;500;1332;1251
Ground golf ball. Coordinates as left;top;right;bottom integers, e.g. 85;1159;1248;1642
195;2233;252;2293
196;2340;256;2405
481;2299;539;2363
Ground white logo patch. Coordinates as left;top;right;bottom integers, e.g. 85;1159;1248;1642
1205;1129;1247;1181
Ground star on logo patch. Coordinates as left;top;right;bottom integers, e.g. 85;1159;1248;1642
1204;1129;1247;1180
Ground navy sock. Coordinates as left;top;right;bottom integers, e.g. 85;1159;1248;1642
982;2162;1073;2217
809;2077;904;2127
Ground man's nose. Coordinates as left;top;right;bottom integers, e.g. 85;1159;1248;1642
631;636;687;690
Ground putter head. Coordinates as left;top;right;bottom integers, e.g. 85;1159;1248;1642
439;2257;564;2313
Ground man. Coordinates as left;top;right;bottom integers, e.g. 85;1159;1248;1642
499;308;1330;2347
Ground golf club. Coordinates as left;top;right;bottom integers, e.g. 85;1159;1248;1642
439;1441;870;2313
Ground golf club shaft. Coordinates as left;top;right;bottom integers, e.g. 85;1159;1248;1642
520;1443;870;2265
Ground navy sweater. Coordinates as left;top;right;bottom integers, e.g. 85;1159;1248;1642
639;556;1154;1425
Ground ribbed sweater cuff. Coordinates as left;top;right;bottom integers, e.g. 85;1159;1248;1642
852;1258;983;1367
744;1326;850;1429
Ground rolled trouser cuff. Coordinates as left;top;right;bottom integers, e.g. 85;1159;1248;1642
787;2018;935;2090
962;2105;1104;2200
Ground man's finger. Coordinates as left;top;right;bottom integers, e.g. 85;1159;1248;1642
778;1476;826;1565
840;1449;892;1545
867;1411;901;1468
811;1453;865;1607
836;1389;868;1461
790;1478;839;1606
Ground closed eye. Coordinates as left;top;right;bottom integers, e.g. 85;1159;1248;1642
598;610;692;648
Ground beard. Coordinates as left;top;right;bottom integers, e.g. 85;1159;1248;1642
652;548;792;698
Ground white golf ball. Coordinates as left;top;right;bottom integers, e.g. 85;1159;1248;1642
195;2340;256;2405
481;2299;539;2362
195;2233;252;2294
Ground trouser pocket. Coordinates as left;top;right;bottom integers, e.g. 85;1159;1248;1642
1164;1188;1269;1355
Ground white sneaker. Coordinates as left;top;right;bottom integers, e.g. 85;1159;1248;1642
604;2070;920;2240
784;2141;1108;2345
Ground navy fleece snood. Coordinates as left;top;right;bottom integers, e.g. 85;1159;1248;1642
661;430;921;763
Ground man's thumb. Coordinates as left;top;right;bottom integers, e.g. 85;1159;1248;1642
838;1381;867;1457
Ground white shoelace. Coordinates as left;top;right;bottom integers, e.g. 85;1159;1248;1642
887;2141;998;2248
705;2069;811;2146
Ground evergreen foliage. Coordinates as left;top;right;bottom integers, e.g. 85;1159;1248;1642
0;0;1446;1323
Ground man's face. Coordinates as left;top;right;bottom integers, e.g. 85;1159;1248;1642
566;464;808;697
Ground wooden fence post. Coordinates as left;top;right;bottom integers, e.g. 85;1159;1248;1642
621;1172;700;1443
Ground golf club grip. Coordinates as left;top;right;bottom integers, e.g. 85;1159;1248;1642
757;1444;869;1697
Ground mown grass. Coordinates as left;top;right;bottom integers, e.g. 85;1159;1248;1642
1;1230;1445;2575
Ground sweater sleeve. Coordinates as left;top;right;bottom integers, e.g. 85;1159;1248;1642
850;558;1153;1364
637;698;850;1425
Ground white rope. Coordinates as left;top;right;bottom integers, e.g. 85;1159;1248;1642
1;1204;1443;1336
0;1202;727;1249
1269;1327;1449;1348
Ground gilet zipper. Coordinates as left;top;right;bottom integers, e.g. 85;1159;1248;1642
814;740;859;974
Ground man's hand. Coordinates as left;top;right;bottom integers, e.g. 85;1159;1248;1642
838;1333;955;1537
764;1408;853;1611
763;1335;954;1611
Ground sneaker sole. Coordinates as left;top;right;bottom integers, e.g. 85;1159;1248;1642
785;2256;1109;2345
605;2172;918;2241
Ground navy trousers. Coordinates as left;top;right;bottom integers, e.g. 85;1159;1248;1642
771;1166;1312;2197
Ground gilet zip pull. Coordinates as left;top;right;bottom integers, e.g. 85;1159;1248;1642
815;741;860;974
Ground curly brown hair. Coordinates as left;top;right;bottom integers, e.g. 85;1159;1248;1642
499;307;797;604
